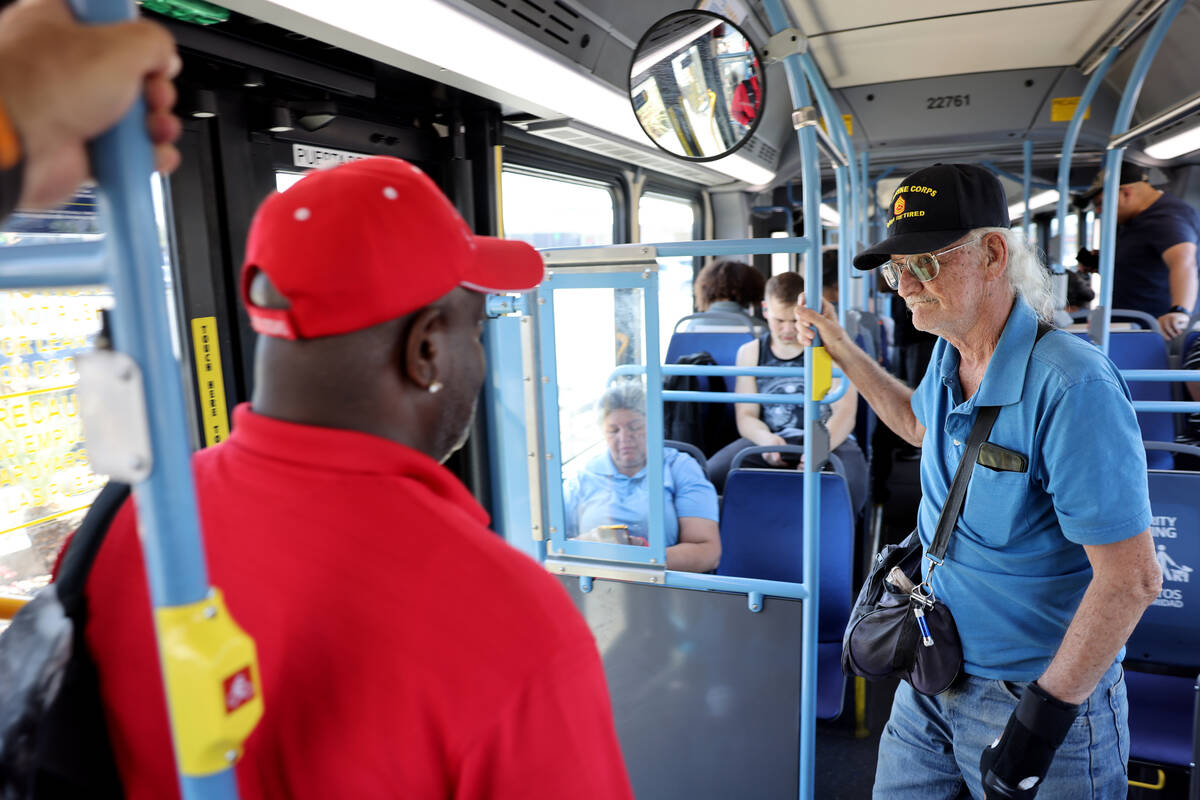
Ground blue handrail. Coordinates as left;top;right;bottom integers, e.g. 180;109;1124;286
0;3;260;796
1096;0;1188;354
1053;47;1119;272
761;2;827;796
1022;139;1034;241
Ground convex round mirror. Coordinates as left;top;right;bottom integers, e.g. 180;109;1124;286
629;10;765;161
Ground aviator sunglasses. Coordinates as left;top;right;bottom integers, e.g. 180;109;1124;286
879;237;981;290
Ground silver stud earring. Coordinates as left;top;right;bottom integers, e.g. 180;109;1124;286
428;380;443;394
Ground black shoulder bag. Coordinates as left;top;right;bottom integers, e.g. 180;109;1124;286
842;405;1000;696
0;480;129;799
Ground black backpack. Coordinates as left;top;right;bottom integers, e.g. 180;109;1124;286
663;351;739;457
0;481;128;800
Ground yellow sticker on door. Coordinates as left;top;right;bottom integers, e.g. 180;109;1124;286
190;317;230;447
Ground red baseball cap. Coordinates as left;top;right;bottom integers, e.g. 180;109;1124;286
241;156;544;339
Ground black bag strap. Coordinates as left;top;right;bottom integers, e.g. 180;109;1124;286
54;481;131;620
926;405;999;565
925;320;1053;567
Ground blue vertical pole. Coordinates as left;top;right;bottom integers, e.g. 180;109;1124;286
1097;0;1187;354
77;2;247;798
761;3;820;797
1021;139;1033;242
643;272;665;570
859;151;871;310
1053;46;1119;272
798;50;857;326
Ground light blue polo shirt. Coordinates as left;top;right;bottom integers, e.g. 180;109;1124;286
563;447;719;546
912;296;1152;680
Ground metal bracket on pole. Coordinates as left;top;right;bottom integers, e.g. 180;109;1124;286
762;28;808;63
791;106;818;130
485;293;529;317
76;351;153;483
808;419;831;471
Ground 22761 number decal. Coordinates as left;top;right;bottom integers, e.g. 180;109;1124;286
927;95;970;109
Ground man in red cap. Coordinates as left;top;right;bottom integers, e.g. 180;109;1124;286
78;157;633;799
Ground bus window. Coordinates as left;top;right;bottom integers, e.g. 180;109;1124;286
0;178;177;601
501;167;617;466
638;192;697;353
0;190;110;598
552;286;639;469
554;287;649;544
276;172;306;192
1050;214;1080;268
501;169;615;250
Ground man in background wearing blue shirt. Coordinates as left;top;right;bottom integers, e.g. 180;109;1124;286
1077;163;1200;339
798;163;1161;799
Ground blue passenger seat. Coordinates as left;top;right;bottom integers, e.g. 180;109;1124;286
664;314;756;458
1076;331;1174;469
716;446;855;719
1124;461;1200;793
665;313;755;393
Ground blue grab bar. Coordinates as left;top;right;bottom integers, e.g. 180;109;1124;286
0;3;256;798
1096;0;1188;354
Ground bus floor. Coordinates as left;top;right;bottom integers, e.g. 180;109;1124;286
814;449;920;798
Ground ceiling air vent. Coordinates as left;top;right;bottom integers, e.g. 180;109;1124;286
520;119;735;187
461;0;605;71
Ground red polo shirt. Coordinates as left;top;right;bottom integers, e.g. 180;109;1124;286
83;405;631;799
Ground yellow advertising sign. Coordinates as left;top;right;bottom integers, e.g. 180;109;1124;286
1051;96;1089;123
190;317;230;448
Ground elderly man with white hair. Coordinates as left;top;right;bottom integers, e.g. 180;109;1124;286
797;164;1161;800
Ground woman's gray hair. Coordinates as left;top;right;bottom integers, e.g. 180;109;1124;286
596;380;645;423
970;227;1055;322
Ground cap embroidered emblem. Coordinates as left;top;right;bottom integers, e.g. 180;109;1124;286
893;196;906;216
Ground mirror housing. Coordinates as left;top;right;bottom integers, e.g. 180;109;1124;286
629;10;766;162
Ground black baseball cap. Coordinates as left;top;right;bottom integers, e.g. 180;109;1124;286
1075;163;1149;205
853;163;1008;270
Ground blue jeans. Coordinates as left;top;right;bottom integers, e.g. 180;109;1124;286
874;662;1128;799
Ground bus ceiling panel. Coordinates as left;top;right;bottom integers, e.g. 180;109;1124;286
838;68;1089;149
801;1;1133;89
784;0;1086;36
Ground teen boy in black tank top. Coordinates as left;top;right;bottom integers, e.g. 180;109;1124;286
705;271;868;515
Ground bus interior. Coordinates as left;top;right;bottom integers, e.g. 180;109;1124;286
2;0;1200;797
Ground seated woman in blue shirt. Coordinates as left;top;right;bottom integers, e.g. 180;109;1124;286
564;381;721;573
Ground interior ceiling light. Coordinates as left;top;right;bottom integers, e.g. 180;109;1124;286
1008;190;1059;220
261;0;776;187
267;106;294;133
1144;123;1200;160
190;89;217;119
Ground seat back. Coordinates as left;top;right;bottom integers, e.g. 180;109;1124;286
716;468;854;642
664;440;707;473
665;329;755;393
1125;670;1199;768
1125;469;1200;668
1109;308;1159;330
1078;331;1174;469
